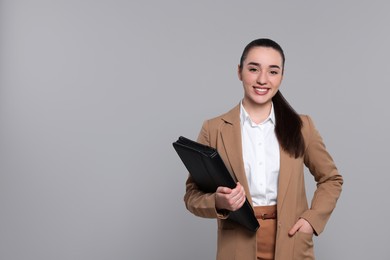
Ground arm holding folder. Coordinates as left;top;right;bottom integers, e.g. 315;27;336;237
174;123;259;232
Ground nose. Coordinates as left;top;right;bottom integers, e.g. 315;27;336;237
257;71;268;85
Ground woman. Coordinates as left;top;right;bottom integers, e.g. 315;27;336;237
184;38;343;260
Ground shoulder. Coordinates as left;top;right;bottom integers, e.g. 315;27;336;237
299;114;314;129
299;114;318;131
197;104;240;146
203;104;240;129
299;114;322;148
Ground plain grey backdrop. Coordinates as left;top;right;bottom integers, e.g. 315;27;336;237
1;1;389;259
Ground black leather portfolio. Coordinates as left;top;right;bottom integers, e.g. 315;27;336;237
173;136;259;232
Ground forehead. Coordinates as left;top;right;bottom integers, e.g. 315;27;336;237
244;47;283;66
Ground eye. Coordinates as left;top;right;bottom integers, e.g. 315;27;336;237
270;70;279;75
248;67;258;72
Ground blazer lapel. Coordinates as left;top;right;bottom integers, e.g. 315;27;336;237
219;105;253;206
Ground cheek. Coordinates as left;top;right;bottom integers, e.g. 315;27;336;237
243;80;254;88
242;75;255;85
272;78;282;87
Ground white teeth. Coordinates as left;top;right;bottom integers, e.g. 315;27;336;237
255;87;268;92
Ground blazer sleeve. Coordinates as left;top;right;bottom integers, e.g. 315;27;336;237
300;115;343;235
183;120;229;219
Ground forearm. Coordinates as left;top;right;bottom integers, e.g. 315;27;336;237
301;115;344;235
300;172;343;235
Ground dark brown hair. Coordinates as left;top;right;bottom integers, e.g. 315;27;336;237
239;38;305;158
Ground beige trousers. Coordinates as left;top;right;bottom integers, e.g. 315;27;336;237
254;205;277;260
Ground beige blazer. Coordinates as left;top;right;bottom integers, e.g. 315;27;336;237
184;104;343;260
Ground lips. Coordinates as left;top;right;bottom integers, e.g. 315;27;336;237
253;86;270;95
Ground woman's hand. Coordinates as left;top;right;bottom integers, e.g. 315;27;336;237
288;218;314;236
215;182;246;211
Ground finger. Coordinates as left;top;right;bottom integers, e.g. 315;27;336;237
229;193;244;210
216;186;232;194
231;183;245;198
231;192;246;211
298;219;314;234
232;184;245;204
288;222;301;236
237;182;246;197
235;182;244;193
229;188;241;201
236;194;246;209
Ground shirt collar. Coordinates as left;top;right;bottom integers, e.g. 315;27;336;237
240;101;276;126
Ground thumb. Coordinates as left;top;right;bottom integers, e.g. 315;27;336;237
216;186;232;194
288;222;301;237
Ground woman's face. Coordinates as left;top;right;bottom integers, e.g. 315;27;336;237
238;46;283;109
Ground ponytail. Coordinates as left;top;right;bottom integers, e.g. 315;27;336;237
273;91;305;158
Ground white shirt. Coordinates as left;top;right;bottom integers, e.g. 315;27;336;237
240;102;280;206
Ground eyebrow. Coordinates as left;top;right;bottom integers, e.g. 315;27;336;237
247;62;281;69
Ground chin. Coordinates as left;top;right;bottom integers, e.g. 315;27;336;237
252;97;272;105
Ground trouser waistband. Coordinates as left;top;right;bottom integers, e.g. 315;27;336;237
254;205;277;220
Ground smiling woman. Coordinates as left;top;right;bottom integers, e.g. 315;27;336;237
239;47;283;122
183;38;343;260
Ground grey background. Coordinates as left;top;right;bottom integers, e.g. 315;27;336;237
1;1;389;259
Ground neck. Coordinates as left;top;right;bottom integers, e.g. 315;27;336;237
242;99;272;124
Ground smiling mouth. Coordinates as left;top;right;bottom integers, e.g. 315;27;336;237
254;86;270;95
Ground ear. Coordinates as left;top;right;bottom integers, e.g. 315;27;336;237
237;65;242;81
